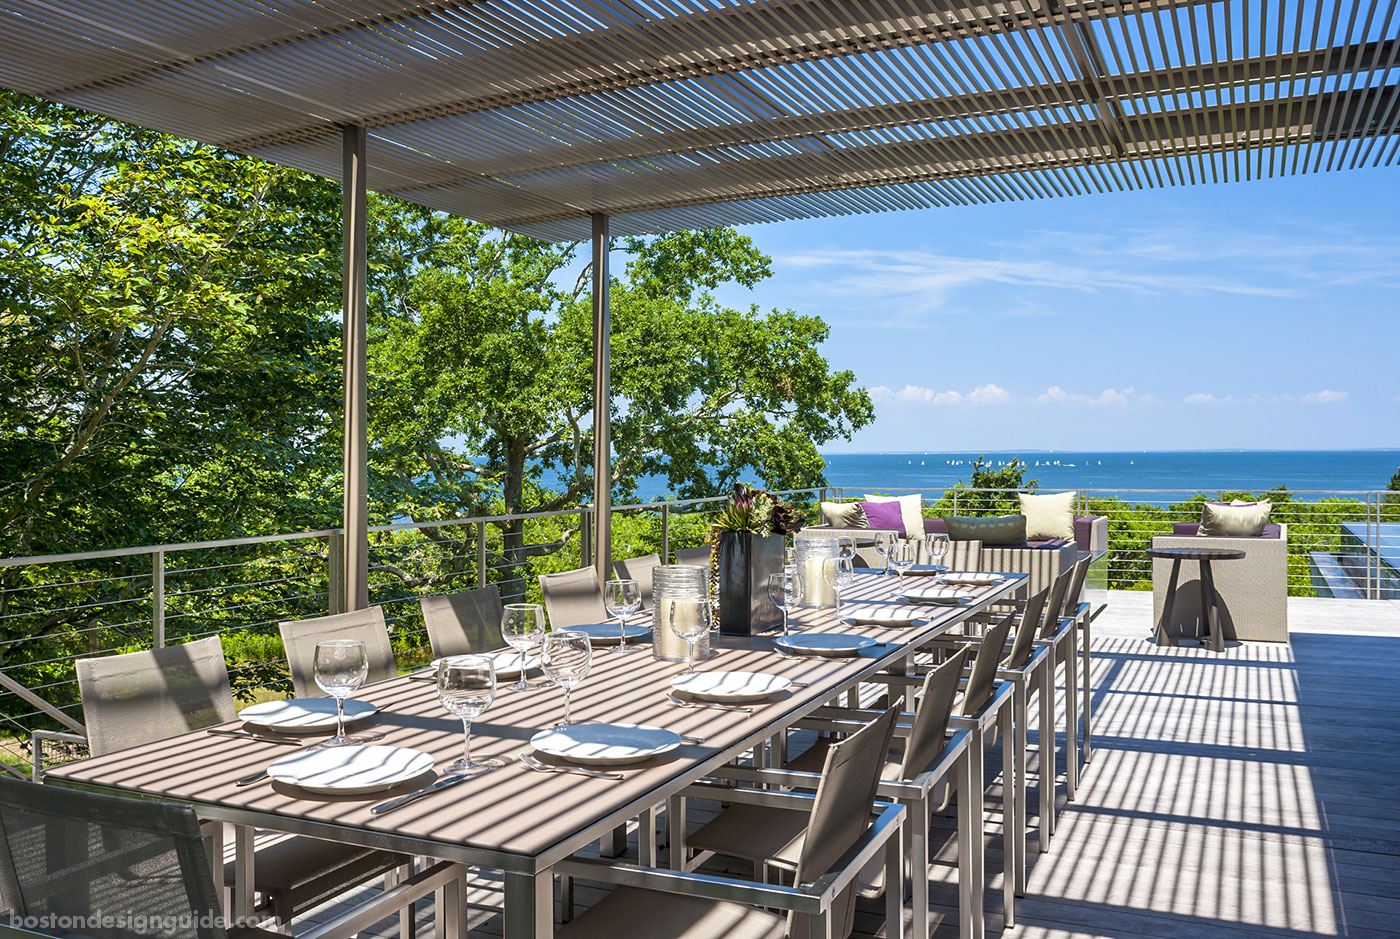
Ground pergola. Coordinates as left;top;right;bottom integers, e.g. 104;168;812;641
3;0;1397;609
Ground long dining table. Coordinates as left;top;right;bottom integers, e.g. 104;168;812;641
47;567;1027;939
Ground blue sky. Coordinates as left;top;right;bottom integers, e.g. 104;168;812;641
705;168;1400;453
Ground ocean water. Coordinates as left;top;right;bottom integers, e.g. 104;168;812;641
819;450;1400;500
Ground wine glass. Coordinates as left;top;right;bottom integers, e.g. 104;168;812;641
667;598;711;675
823;556;855;617
874;531;897;576
437;655;504;774
768;569;802;636
837;536;856;564
603;579;642;654
312;639;369;746
541;631;592;726
501;603;545;692
925;533;950;571
890;541;918;584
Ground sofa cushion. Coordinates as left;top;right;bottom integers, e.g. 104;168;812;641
944;515;1028;547
1018;491;1075;540
1179;520;1282;539
820;501;868;528
922;517;949;536
863;493;923;539
860;500;906;535
1199;500;1272;537
1073;515;1095;550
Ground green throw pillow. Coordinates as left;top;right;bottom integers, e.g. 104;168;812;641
820;501;868;528
1199;500;1271;537
943;515;1028;547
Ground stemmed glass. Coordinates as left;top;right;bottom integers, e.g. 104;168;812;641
541;631;592;727
837;536;856;564
668;598;711;675
823;556;855;617
603;579;642;654
501;603;545;692
768;569;802;636
890;541;918;584
925;533;950;571
313;639;369;746
874;531;897;576
437;655;504;774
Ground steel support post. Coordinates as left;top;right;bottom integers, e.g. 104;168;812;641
590;213;612;585
341;125;370;611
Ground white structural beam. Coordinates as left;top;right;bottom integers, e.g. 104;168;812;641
341;124;370;611
590;213;612;586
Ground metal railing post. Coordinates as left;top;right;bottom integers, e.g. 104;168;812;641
327;532;344;616
476;521;488;588
1368;493;1377;600
580;509;593;568
952;490;960;515
661;503;671;562
152;549;165;648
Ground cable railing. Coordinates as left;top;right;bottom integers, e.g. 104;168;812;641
3;481;1393;776
0;489;820;775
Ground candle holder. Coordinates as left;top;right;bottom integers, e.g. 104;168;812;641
652;564;710;662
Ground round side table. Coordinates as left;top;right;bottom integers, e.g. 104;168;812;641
1146;547;1246;652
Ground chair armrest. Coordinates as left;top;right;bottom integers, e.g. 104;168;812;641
31;730;86;781
558;801;905;913
301;861;462;939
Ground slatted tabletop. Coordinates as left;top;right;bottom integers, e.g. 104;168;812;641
48;571;1025;875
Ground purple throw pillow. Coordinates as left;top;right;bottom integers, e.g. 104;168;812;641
859;500;905;535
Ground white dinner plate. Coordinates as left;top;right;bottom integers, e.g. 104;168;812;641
530;723;681;766
940;572;1002;587
431;650;540;678
238;698;378;734
669;670;791;702
840;604;925;627
774;633;878;657
901;584;973;606
267;745;434;795
562;622;652;644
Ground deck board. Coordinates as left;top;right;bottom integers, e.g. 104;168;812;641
306;591;1400;938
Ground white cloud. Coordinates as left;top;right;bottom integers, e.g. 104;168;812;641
1034;385;1138;406
965;384;1012;405
1184;392;1226;405
868;385;895;403
1301;389;1348;404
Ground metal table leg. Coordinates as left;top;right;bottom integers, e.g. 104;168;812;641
1201;559;1225;652
1155;558;1182;646
503;870;554;939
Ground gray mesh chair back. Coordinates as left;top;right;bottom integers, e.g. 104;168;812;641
1038;567;1076;640
420;586;505;659
611;554;660;611
0;777;227;939
791;705;900;939
1062;554;1092;618
1003;587;1050;671
539;567;608;627
899;648;969;778
673;545;712;568
960;613;1014;718
279;607;396;699
75;637;236;757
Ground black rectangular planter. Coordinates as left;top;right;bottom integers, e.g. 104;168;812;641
716;531;785;635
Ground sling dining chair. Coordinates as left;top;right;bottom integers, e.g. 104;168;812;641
555;706;904;939
419;585;506;659
277;607;397;700
71;637;409;931
611;553;661;611
0;776;464;939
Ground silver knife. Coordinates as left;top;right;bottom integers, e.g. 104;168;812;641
207;727;305;745
370;773;473;815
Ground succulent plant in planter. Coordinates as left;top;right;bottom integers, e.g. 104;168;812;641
708;484;804;634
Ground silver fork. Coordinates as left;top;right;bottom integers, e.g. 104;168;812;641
518;752;624;780
665;692;753;713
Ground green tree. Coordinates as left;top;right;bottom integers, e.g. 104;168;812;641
931;456;1038;516
364;205;873;593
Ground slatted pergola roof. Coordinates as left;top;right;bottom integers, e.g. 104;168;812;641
3;0;1399;242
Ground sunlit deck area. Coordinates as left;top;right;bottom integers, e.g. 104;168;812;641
295;592;1400;938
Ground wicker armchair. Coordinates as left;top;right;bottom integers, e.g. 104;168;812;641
1151;524;1290;642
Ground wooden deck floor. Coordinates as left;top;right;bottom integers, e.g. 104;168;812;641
309;592;1400;939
